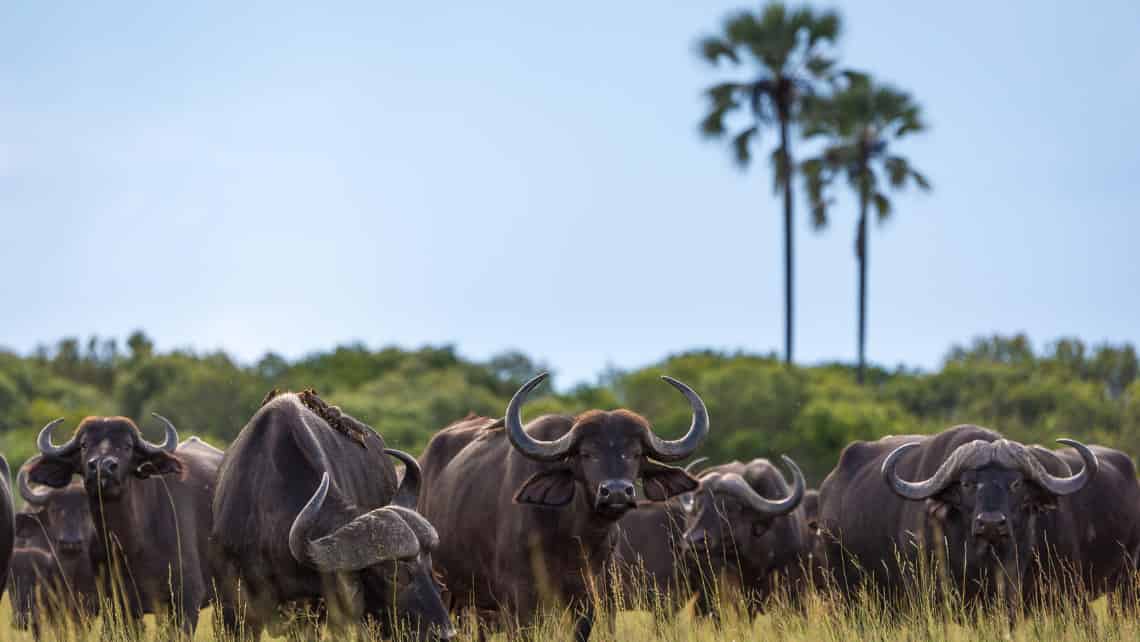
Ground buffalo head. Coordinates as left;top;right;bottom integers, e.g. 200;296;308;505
882;437;1097;585
288;451;453;641
29;415;182;499
506;373;708;520
15;458;94;558
681;458;806;569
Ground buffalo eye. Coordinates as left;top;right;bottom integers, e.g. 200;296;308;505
751;521;771;537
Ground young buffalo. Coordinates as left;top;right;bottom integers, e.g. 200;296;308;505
14;461;98;619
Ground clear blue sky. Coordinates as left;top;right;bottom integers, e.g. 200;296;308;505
3;2;1138;385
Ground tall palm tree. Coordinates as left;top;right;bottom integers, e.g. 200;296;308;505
800;72;930;383
697;3;841;365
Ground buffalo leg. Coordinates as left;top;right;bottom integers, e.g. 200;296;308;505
572;599;594;642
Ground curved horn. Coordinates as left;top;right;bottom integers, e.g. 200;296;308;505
17;463;50;506
385;448;422;509
731;455;806;516
505;373;576;462
135;413;179;455
1029;438;1098;496
882;441;965;501
684;457;710;475
37;419;78;459
385;505;440;550
643;376;710;462
289;472;330;567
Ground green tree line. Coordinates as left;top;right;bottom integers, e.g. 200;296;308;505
2;332;1138;486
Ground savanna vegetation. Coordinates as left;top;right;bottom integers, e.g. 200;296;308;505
4;512;1140;641
2;331;1136;489
0;0;1130;638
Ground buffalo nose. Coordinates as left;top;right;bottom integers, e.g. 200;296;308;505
973;511;1010;540
88;458;120;479
596;480;636;505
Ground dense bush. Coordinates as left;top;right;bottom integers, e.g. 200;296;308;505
1;332;1136;486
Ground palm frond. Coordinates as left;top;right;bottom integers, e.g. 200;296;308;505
705;81;744;107
884;156;909;188
910;168;932;191
732;126;759;167
699;82;744;138
805;55;835;78
807;10;842;46
699;106;731;138
800;157;834;229
749;79;778;121
872;191;892;221
697;36;738;65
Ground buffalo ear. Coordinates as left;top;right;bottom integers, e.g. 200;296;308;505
134;451;183;479
14;513;41;539
641;461;699;502
28;458;77;489
513;468;576;507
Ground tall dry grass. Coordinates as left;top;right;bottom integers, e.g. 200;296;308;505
7;547;1140;641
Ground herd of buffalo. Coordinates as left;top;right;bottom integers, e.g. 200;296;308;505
1;372;1138;641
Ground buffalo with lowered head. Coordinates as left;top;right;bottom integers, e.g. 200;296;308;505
419;373;708;642
816;425;1096;608
210;390;452;641
28;415;223;635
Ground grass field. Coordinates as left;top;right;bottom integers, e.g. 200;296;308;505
6;564;1140;642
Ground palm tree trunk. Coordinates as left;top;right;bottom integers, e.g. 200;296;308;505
856;187;868;384
779;116;794;366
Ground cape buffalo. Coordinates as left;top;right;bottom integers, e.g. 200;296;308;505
419;373;709;642
210;390;453;641
9;546;65;636
28;415;223;635
1041;443;1140;602
613;458;709;610
802;489;819;529
614;501;687;606
0;455;13;596
816;425;1096;608
680;458;808;614
613;457;808;616
14;461;97;618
